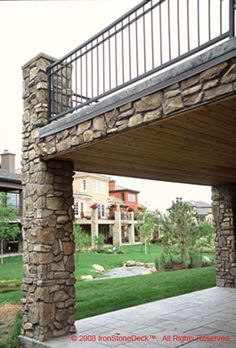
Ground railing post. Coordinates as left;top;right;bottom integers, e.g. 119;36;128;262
229;0;235;37
47;66;51;121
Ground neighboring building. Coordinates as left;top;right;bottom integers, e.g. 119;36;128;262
187;200;213;223
73;172;141;246
0;150;23;252
109;180;139;211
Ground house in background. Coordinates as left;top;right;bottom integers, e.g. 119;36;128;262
0;150;23;252
187;200;213;223
73;172;141;246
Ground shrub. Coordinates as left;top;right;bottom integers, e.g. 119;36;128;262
6;310;22;348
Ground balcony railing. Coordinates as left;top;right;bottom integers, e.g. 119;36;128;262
47;0;235;121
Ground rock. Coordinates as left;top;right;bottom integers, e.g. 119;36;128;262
92;264;105;273
181;76;199;90
200;62;227;81
145;262;155;268
163;96;183;115
135;92;162;112
119;102;132;112
222;64;236;83
81;275;93;281
124;260;136;267
105;109;119;128
143;109;161;122
182;85;201;96
183;92;203;106
136;262;145;267
93;115;105;131
77;120;91;135
142;269;152;275
204;84;233;101
128;114;143;128
83;130;94;142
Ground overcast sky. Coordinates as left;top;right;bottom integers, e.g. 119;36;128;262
0;0;211;212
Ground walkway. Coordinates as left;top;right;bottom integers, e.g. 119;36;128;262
22;287;236;347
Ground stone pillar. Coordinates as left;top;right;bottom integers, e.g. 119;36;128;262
212;185;236;288
91;208;98;248
128;212;135;244
113;207;121;246
21;54;76;341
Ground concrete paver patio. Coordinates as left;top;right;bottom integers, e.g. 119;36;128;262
21;287;236;347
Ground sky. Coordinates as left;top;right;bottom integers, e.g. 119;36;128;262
0;0;212;212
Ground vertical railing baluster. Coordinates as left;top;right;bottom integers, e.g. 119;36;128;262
168;0;171;59
135;11;139;77
128;16;132;80
197;0;200;46
143;6;147;72
187;0;190;51
75;54;78;106
229;0;235;37
108;30;111;90
80;53;83;104
220;0;222;35
150;0;154;69
85;46;88;100
91;43;94;98
208;0;211;40
102;35;105;93
47;67;51;120
115;26;118;86
159;2;163;64
121;21;125;84
177;0;180;56
97;38;99;96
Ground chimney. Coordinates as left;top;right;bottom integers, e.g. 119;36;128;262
109;180;116;191
0;150;16;173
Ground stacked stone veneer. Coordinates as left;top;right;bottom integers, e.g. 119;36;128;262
212;185;236;288
22;54;76;341
40;59;236;158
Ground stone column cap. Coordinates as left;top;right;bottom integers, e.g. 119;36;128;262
22;52;58;69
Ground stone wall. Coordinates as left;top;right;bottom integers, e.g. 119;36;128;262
212;185;236;288
40;59;236;158
22;54;76;341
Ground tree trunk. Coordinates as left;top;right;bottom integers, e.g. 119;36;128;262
144;238;147;255
1;239;3;265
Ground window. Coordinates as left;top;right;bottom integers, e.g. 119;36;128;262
128;193;136;202
74;202;79;215
98;204;106;218
92;179;106;193
74;202;85;216
7;192;20;208
81;179;87;191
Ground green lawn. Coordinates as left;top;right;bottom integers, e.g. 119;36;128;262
0;245;216;320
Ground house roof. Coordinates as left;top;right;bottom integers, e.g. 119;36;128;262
109;185;140;194
187;200;212;216
0;169;22;185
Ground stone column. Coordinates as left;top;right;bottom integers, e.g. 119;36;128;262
21;54;76;341
212;185;236;288
91;208;98;248
128;212;135;244
113;207;121;246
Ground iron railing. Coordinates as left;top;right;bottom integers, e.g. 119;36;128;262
47;0;235;121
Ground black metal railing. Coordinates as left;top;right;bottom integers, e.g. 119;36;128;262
47;0;235;121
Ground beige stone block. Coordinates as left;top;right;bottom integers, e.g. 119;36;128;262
105;108;119;128
128;114;143;128
77;120;91;135
46;197;63;211
181;76;199;90
39;302;55;326
200;62;227;81
163;95;183;115
143;109;161;122
28;303;39;324
63;242;74;255
203;79;218;90
204;84;233;101
183;92;203;106
119;102;132;112
83;130;94;142
164;89;180;98
222;64;236;83
38;252;53;264
182;85;201;96
93;115;105;131
135;92;162;112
